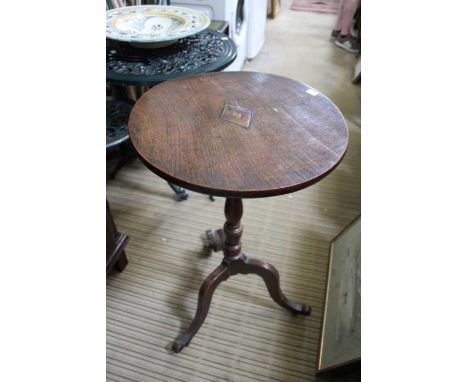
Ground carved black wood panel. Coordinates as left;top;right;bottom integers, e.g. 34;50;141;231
106;30;237;86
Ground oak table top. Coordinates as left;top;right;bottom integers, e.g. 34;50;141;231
129;71;348;198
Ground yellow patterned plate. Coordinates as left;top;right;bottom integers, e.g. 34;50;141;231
106;5;210;48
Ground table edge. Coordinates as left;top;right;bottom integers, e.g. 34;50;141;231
130;141;349;198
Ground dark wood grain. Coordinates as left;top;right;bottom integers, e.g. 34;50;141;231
129;71;348;198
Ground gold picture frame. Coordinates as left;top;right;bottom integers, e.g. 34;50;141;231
317;216;361;374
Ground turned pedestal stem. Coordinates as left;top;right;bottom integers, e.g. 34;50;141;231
223;198;243;259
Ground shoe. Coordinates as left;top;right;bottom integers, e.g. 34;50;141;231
335;34;360;53
330;29;340;40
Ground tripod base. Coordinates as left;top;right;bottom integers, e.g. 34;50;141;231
172;197;311;353
172;252;311;353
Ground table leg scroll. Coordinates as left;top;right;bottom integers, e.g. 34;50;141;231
167;182;189;201
172;262;230;353
238;255;311;316
206;228;225;253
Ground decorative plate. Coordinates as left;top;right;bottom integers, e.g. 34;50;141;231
106;5;210;48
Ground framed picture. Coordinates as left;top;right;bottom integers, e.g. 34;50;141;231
317;216;361;374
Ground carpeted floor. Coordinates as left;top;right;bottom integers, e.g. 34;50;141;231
290;0;339;14
107;3;360;381
106;115;360;381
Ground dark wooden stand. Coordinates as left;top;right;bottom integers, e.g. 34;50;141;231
172;197;310;352
106;200;129;275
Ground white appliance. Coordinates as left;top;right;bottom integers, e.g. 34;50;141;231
246;0;267;59
171;0;249;71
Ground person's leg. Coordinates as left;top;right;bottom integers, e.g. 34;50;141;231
334;0;345;29
337;0;359;36
331;0;345;39
335;0;360;53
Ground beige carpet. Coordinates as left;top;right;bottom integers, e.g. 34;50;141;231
106;115;359;381
107;3;360;381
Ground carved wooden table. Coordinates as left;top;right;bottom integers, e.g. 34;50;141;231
128;71;349;353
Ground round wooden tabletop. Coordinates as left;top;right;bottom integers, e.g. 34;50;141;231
129;71;348;198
